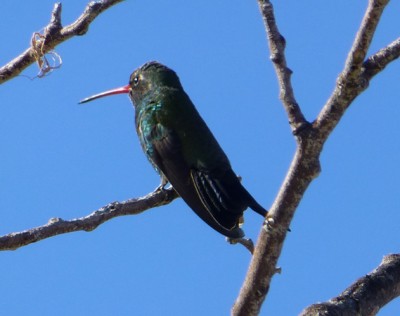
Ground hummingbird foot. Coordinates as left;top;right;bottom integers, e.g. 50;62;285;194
226;237;254;254
263;217;291;233
263;216;275;232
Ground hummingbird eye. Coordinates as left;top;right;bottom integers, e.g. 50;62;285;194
133;76;140;86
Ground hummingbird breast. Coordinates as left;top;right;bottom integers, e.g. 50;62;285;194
135;100;165;174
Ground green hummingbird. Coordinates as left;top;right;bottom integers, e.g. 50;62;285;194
80;61;267;238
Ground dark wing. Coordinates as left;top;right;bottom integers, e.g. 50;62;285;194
150;123;245;238
190;167;267;224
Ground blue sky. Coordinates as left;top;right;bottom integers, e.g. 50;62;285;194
1;1;399;315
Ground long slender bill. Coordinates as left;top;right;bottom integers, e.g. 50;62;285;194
79;84;131;104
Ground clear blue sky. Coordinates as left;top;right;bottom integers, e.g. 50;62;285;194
1;1;399;315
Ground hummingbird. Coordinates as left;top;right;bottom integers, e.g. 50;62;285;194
79;61;267;238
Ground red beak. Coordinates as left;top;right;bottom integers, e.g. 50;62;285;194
79;84;131;104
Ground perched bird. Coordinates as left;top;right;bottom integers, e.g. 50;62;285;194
80;61;267;238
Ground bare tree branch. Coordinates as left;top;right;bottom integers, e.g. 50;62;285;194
232;0;396;315
0;188;178;251
314;0;390;139
363;37;400;80
0;0;124;84
300;254;400;316
256;0;307;133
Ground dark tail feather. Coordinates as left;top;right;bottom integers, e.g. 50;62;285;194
248;198;268;217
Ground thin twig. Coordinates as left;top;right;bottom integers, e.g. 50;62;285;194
362;37;400;80
0;0;124;84
226;237;255;254
314;0;390;139
0;188;178;251
257;0;307;133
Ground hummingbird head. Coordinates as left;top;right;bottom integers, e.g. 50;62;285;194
79;61;182;106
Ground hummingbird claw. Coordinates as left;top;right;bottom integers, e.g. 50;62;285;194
263;217;291;232
263;217;275;231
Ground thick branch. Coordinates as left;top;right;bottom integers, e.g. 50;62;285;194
0;0;124;84
300;254;400;316
232;130;321;316
0;188;178;251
